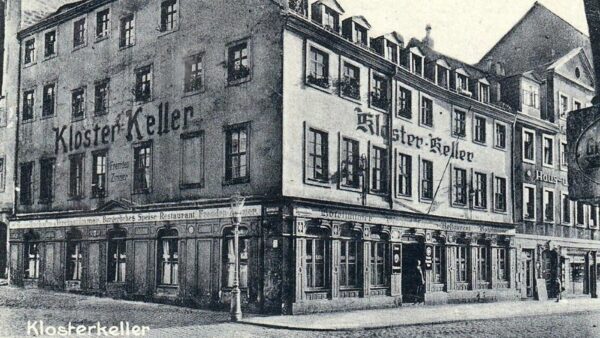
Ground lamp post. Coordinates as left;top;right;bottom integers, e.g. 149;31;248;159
229;192;245;322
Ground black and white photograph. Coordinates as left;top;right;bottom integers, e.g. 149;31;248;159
0;0;599;336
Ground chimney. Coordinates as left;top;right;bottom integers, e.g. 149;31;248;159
422;24;434;49
584;0;600;104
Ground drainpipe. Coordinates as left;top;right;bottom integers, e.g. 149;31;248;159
13;33;21;218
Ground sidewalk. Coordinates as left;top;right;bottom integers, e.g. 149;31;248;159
241;298;600;331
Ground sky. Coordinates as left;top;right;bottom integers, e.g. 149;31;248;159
338;0;588;64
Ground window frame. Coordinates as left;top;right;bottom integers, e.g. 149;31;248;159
420;158;434;201
94;79;110;116
134;64;153;103
561;192;572;226
473;171;488;209
133;140;153;194
0;156;5;193
369;71;390;112
159;0;179;33
72;17;87;49
107;229;127;284
92;149;108;199
157;228;179;287
95;8;111;41
66;236;83;281
452;109;466;138
451;166;467;207
23;38;36;65
305;231;330;290
24;240;40;280
558;92;569;120
370;145;388;194
339;136;360;189
493;176;507;213
494;121;507;150
224;123;251;185
522;128;536;164
420;95;433;128
44;29;57;58
68;153;85;199
560;141;568;171
397;85;412;120
42;83;56;118
573;98;583;111
543;188;555;223
19;162;34;205
306;43;331;91
183;53;205;94
395;152;412;198
340;59;361;101
119;14;135;49
339;234;361;289
523;183;536;221
22;89;35;122
305;126;329;185
180;130;205;189
39;157;56;204
227;38;252;85
71;87;86;121
479;82;490;104
576;201;586;227
473;114;487;145
455;244;469;284
542;134;554;168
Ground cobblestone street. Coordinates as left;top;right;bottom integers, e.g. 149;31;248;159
1;286;599;337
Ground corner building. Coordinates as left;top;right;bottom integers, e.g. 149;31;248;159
10;0;517;314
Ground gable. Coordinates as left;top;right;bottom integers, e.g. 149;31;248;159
435;58;451;69
314;0;345;14
554;51;595;88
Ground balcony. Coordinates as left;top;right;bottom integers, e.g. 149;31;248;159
307;74;331;89
340;78;360;100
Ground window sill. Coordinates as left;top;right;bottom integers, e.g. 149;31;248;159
227;76;252;87
180;182;204;190
23;62;37;69
472;140;487;147
419;122;434;130
396;112;413;122
71;116;85;123
339;93;362;105
95;35;110;43
182;88;205;98
473;205;488;211
94;111;109;117
90;194;107;200
305;80;332;94
451;202;468;209
38;199;53;205
157;26;180;38
119;44;135;51
338;184;361;193
222;176;250;186
369;190;388;197
43;54;57;62
369;104;390;114
40;114;55;120
452;133;467;140
419;196;433;204
134;98;154;105
304;178;331;189
394;194;413;202
72;43;87;52
494;145;507;152
542;163;555;169
522;159;536;165
132;189;152;195
68;196;85;201
492;208;508;215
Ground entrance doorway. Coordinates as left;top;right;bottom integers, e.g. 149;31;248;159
0;222;6;279
523;249;535;298
402;242;424;303
542;250;558;298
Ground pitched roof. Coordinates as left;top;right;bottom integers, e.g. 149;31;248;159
314;0;345;14
22;0;83;28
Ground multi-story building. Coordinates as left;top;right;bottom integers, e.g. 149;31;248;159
7;0;519;314
479;2;599;300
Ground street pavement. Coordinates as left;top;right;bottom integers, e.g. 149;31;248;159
0;285;599;337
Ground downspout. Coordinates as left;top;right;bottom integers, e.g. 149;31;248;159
388;71;395;210
13;35;22;217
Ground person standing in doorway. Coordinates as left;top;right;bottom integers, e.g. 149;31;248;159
415;259;425;304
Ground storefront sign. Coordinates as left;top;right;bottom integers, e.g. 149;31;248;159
425;245;433;269
356;110;474;162
53;102;195;154
11;205;262;229
392;244;402;273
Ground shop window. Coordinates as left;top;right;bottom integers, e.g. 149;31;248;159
474;116;486;144
397;86;412;119
92;150;107;198
306;228;329;289
494;177;507;212
39;158;55;203
522;129;535;162
561;193;571;224
543;135;554;167
69;154;84;199
42;83;56;117
44;30;56;57
225;124;249;183
181;131;204;188
184;54;204;93
307;47;329;89
160;0;179;32
73;18;86;48
96;8;110;39
476;243;490;284
133;141;152;193
421;159;433;200
420;97;433;127
432;244;444;284
228;41;250;83
119;15;135;48
523;185;535;220
453;167;467;206
455;245;468;283
107;229;126;283
453;110;466;137
474;172;487;209
24;234;40;279
341;138;359;188
340;227;361;289
24;38;35;65
306;128;328;183
157;228;178;286
66;230;83;281
341;62;360;100
495;123;506;149
22;90;34;121
71;87;86;120
222;229;249;289
370;237;389;287
134;65;152;102
497;247;508;282
370;75;389;111
19;162;34;205
94;80;110;116
371;146;387;193
396;153;412;197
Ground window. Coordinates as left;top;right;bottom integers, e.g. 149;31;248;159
96;8;110;39
397;87;412;118
494;177;507;212
591;205;598;228
157;228;178;286
495;123;506;149
181;132;204;188
560;142;568;169
228;41;250;83
432;245;444;284
371;75;389;110
523;129;535;162
411;53;423;76
354;25;367;45
69;154;84;198
340;234;360;288
574;100;582;111
543;189;555;222
522;85;539;108
453;110;466;137
386;43;398;63
24;39;35;64
92;150;107;198
225;125;249;182
223;230;249;288
474;172;487;208
576;201;585;225
543;135;554;167
479;83;490;103
396;153;412;197
66;232;83;281
453;167;467;205
307;47;329;88
160;0;178;32
71;87;86;119
73;18;86;48
497;248;508;281
23;90;34;121
371;146;387;193
523;185;535;220
456;245;468;283
370;240;388;286
436;65;448;88
94;80;109;115
456;74;468;91
474;116;486;143
39;158;55;203
341;62;360;99
421;97;433;127
322;7;339;31
133;141;152;193
559;94;569;118
306;233;328;289
341;138;359;188
119;15;135;48
42;84;55;117
306;128;328;182
44;31;56;57
25;242;40;279
0;158;4;192
135;66;152;102
184;54;204;93
421;159;433;200
107;230;126;283
562;193;571;224
477;245;489;282
20;162;33;205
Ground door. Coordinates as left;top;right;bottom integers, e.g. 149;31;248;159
524;249;534;298
542;250;558;298
401;243;424;303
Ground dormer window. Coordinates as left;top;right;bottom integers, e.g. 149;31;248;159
323;7;339;31
455;70;471;96
411;54;423;76
311;1;342;33
343;16;372;48
386;42;398;63
435;62;450;88
355;26;367;45
522;85;539;109
479;82;490;104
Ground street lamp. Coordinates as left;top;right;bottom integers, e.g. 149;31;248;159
229;192;245;322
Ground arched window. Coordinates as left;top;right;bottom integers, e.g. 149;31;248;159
66;229;83;281
24;231;40;279
305;227;329;289
370;232;389;287
157;228;178;286
339;226;361;289
222;227;249;289
107;229;127;283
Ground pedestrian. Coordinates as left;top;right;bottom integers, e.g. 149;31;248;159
415;259;425;304
556;277;563;302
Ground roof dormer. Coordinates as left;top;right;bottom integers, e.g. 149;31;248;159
342;16;372;48
476;78;490;103
434;58;451;89
311;0;344;34
408;46;424;77
454;68;471;96
372;32;404;64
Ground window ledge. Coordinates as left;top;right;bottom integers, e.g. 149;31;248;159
473;205;488;211
182;88;206;98
180;183;204;190
23;62;37;69
95;35;110;43
419;122;434;130
339;93;362;105
492;209;508;215
222;177;250;186
338;184;362;193
43;54;57;62
40;114;55;120
304;178;331;189
71;116;85;123
394;194;413;202
369;104;390;114
494;145;507;152
451;202;468;209
227;76;252;87
396;112;413;122
72;43;87;52
472;140;487;147
157;26;180;38
119;44;135;51
134;98;154;105
94;111;109;117
542;163;555;169
522;159;536;165
304;80;331;94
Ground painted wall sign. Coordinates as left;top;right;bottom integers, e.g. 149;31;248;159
53;102;195;154
356;109;474;162
525;170;567;186
109;160;129;183
11;205;262;229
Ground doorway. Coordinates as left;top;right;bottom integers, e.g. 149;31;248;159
402;242;424;303
542;250;558;298
523;249;535;298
